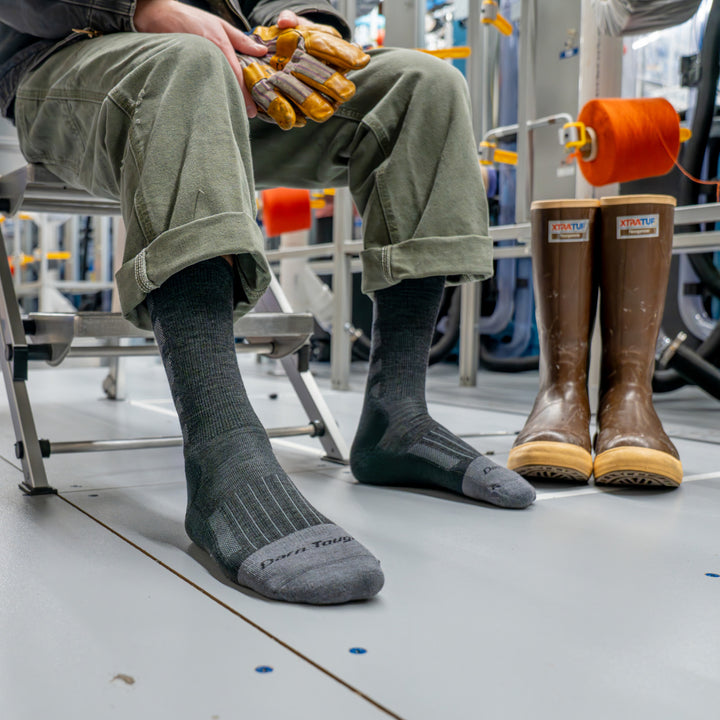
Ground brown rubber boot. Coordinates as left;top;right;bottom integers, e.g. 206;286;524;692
507;199;599;482
594;195;683;487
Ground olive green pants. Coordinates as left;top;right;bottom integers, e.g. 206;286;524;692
14;32;492;329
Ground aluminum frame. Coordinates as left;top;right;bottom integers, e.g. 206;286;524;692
0;165;350;494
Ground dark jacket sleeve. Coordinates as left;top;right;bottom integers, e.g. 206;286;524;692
239;1;351;38
0;1;137;39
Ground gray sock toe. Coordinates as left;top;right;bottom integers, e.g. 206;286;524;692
237;524;385;604
461;456;536;509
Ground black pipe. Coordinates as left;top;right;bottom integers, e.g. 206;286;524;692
653;365;692;392
479;338;539;373
677;0;720;209
351;330;371;361
688;252;720;299
425;287;540;372
653;313;720;392
674;0;720;303
657;331;720;400
652;0;720;394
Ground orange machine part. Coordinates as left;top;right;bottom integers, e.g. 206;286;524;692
261;188;312;237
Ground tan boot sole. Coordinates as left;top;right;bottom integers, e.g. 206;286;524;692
507;441;593;482
594;446;683;487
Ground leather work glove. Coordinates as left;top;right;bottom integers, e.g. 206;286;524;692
254;22;371;102
238;22;371;131
237;54;310;129
238;52;336;129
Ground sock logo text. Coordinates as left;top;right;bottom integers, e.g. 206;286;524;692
259;536;354;570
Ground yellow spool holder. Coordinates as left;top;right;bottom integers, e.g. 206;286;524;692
479;141;518;166
481;1;513;35
561;119;692;162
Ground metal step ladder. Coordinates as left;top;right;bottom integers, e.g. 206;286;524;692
0;165;348;495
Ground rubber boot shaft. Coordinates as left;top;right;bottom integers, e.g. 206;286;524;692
594;194;683;486
508;199;598;482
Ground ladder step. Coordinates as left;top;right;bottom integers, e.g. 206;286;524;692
30;421;324;456
22;311;314;364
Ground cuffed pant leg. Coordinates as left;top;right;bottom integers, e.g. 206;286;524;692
250;47;493;294
15;33;269;329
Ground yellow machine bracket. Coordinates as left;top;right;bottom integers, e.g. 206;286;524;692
481;1;513;35
479;141;518;166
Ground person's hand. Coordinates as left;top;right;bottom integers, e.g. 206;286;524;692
276;10;332;32
133;0;268;116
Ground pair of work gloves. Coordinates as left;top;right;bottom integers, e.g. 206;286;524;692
237;22;371;130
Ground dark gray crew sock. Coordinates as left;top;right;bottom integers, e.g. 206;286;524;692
146;258;383;603
351;276;535;509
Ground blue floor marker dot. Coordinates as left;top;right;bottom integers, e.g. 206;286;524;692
255;666;273;673
706;573;719;578
349;647;367;655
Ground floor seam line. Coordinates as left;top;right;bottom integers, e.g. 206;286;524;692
56;492;406;720
60;479;183;493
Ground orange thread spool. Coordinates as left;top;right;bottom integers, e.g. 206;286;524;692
261;188;312;237
576;97;680;186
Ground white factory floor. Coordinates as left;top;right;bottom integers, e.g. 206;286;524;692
1;353;719;720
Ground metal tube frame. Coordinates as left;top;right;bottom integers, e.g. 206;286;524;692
329;187;354;392
46;423;321;455
459;0;491;387
382;0;424;49
66;342;274;359
0;163;353;493
0;225;52;493
256;273;350;463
